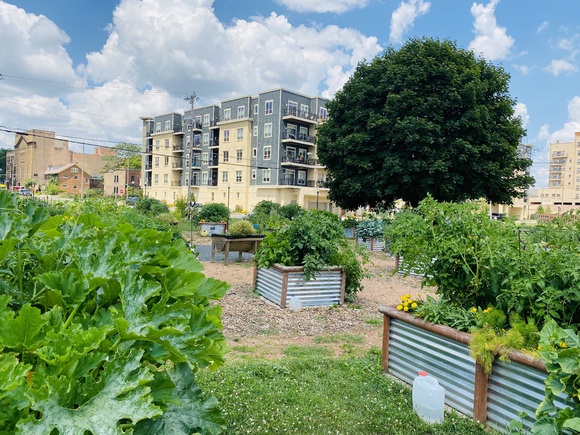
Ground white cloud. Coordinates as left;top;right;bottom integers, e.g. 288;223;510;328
389;0;431;45
537;21;549;33
0;0;382;148
545;59;578;76
513;64;530;75
468;0;515;60
548;96;580;143
274;0;368;14
514;103;529;129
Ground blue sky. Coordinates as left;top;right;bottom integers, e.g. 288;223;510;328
1;0;580;187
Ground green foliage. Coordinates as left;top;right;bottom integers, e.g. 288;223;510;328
227;220;256;237
255;210;368;297
356;218;384;239
175;196;188;218
248;200;283;231
198;203;230;223
278;203;304;220
156;212;178;225
135;196;170;215
101;142;142;173
341;215;359;229
414;296;478;332
0;191;228;433
23;177;37;192
317;37;533;210
534;319;580;434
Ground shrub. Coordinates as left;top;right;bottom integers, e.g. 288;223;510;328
227;220;257;237
278;203;304;220
248;200;282;231
135;197;169;215
356;219;384;239
156;212;178;225
198;203;230;223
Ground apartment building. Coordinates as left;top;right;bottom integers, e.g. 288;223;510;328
528;132;580;215
141;88;332;211
8;129;114;192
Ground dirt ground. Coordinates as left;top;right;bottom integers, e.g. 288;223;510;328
196;235;427;360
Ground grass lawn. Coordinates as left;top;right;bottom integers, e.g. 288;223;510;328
197;348;494;434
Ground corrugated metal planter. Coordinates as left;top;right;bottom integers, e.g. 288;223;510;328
357;237;385;252
254;264;345;308
379;305;569;433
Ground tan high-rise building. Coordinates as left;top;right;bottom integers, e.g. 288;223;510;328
141;88;332;212
528;132;580;215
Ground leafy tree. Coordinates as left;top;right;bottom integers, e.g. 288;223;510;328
317;37;534;209
0;148;7;182
24;177;37;194
135;197;169;215
101;142;142;173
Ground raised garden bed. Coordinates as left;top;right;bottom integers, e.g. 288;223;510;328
379;305;568;433
254;264;345;308
210;235;264;265
357;237;385;252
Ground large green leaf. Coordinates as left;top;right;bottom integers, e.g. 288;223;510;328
36;270;90;308
134;362;226;435
18;348;161;434
0;304;49;350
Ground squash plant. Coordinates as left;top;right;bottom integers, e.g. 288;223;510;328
0;192;228;434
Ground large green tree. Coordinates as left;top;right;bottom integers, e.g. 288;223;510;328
101;142;142;173
317;37;534;209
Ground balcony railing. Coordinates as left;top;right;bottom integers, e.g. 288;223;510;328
209;137;219;147
281;156;317;166
281;131;315;144
183;120;203;132
208;158;219;166
207;179;218;187
173;145;183;152
282;107;318;122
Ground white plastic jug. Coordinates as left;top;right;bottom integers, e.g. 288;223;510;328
412;371;445;424
288;295;302;311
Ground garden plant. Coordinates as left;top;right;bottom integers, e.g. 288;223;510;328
384;197;580;432
0;191;228;433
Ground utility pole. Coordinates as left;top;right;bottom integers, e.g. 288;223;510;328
184;92;198;247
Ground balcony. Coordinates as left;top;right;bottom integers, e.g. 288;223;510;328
145;163;153;170
209;137;219;147
172;162;183;169
145;144;153;153
208;157;219;167
280;156;317;167
182;120;203;132
207;179;218;187
281;131;315;145
173;145;183;152
282;107;318;124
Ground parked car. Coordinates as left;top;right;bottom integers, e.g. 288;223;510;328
18;188;32;196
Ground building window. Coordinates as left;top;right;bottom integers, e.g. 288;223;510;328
202;152;208;164
164;139;169;148
297;170;306;185
155;157;160;167
237;128;243;141
223;151;229;162
163;174;168;184
203;133;209;145
186;135;191;146
62;174;69;179
251;169;256;179
155;140;160;149
253;126;258;137
222;171;229;182
299;126;308;140
73;175;78;180
252;147;257;158
223;130;230;142
237;106;245;119
71;168;78;173
236;171;242;183
224;108;231;121
202;172;208;185
254;104;258;115
156;122;161;133
165;120;171;131
194;134;201;146
263;146;271;160
73;185;78;190
164;156;169;166
203;113;210;126
154;174;159;184
237;150;243;161
319;107;328;120
113;175;118;182
264;123;272;138
300;104;309;117
287;101;298;116
211;192;215;201
262;169;271;183
265;100;273;115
